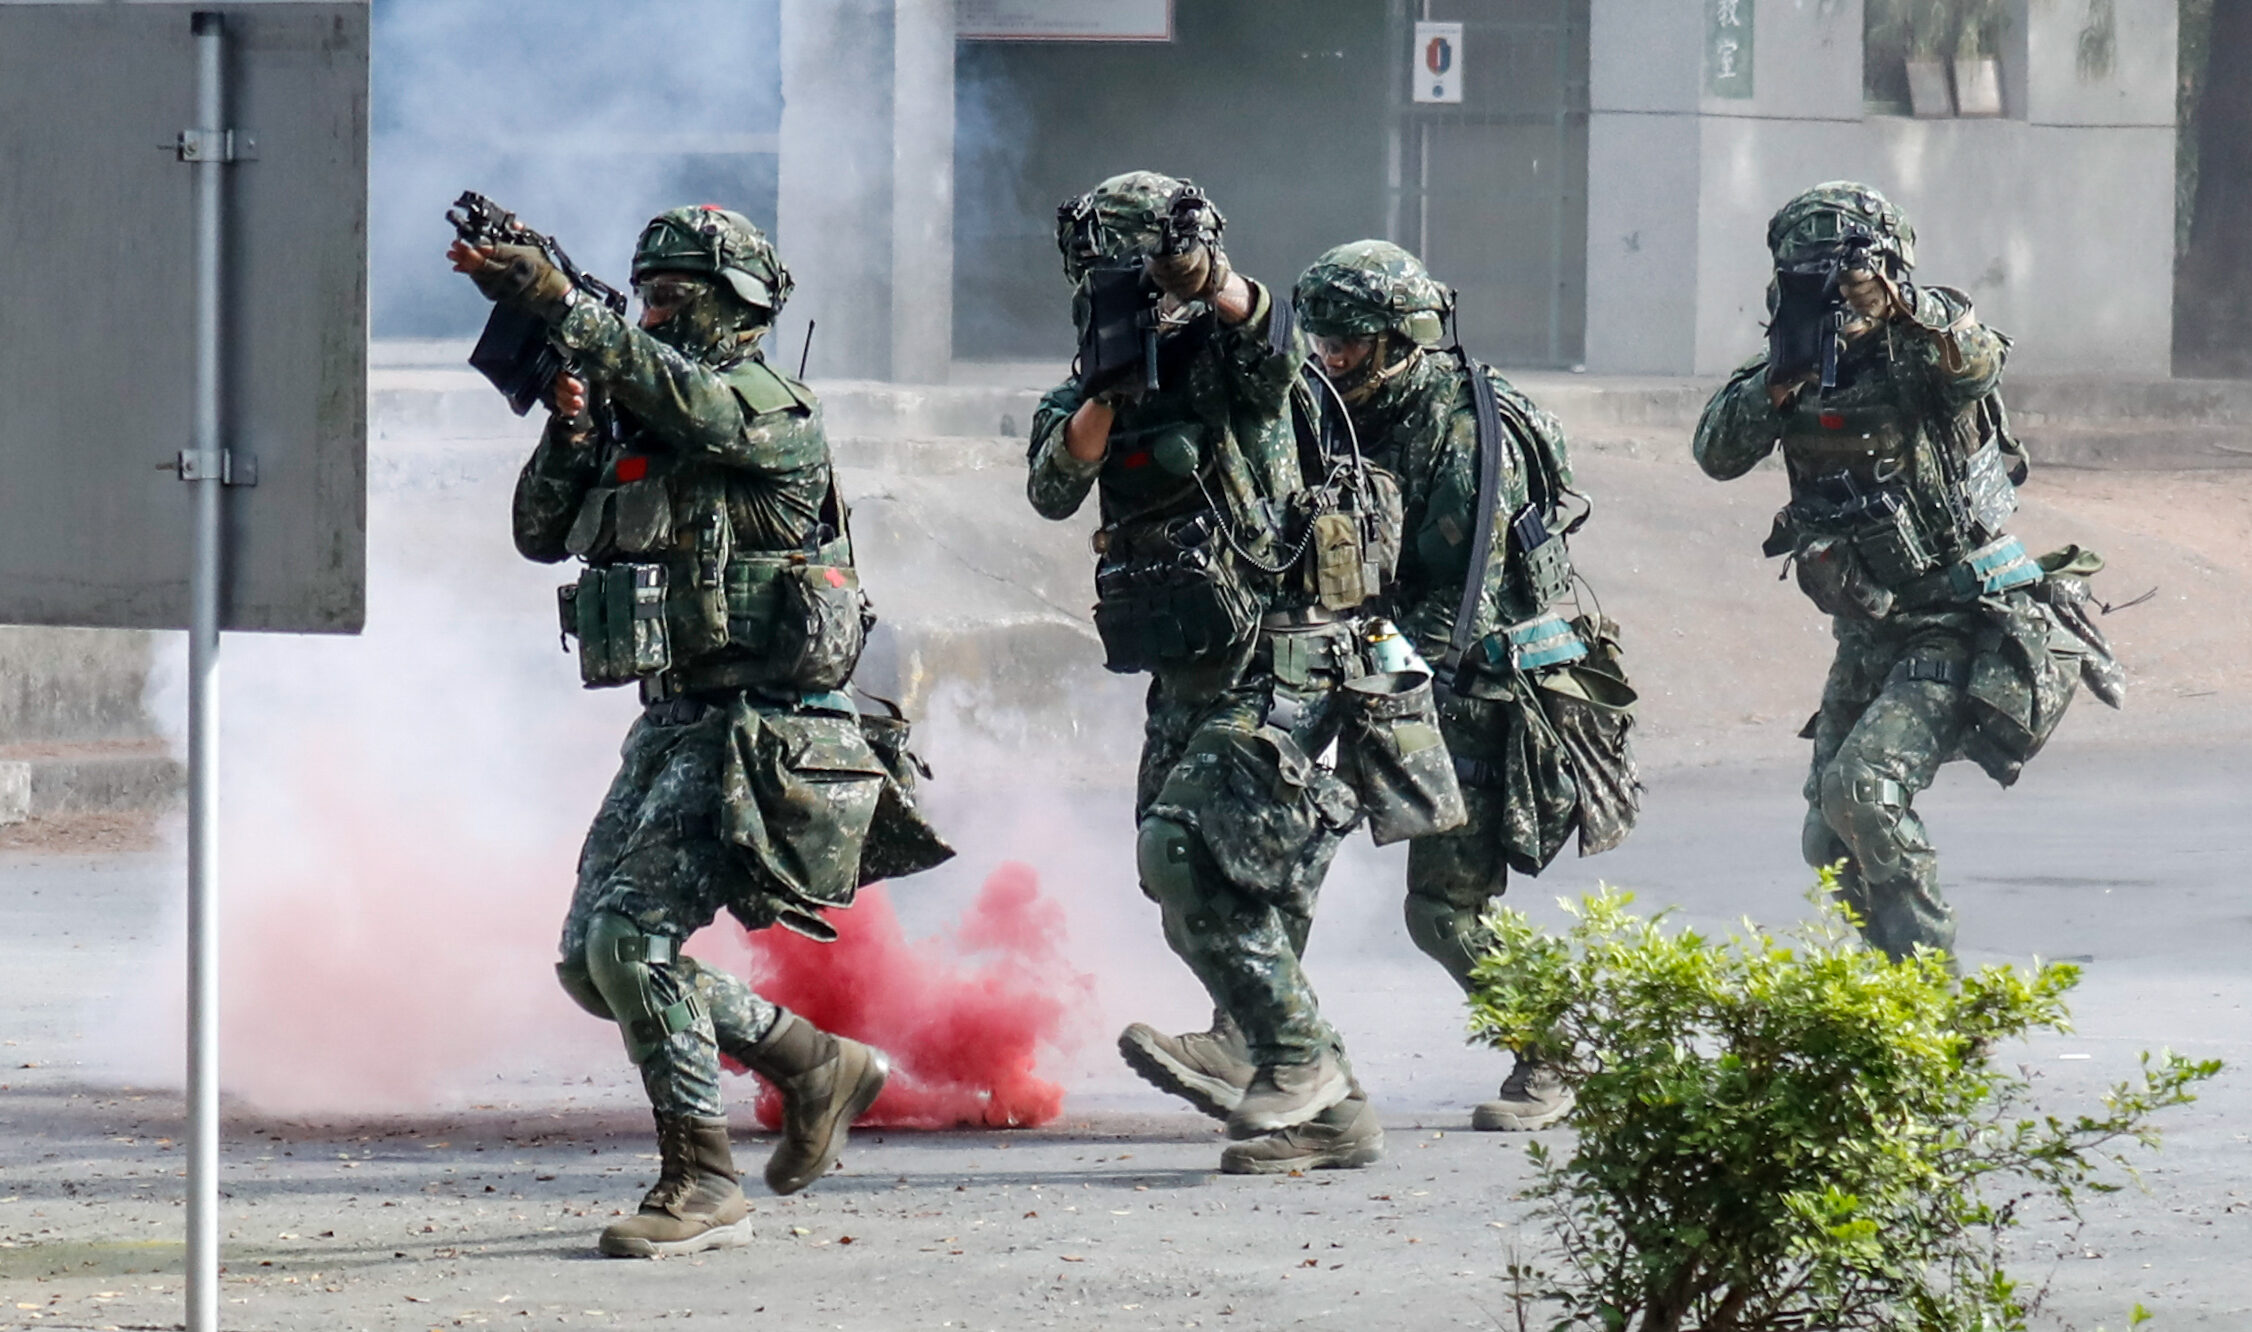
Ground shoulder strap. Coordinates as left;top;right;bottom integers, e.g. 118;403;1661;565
1446;351;1507;679
1266;290;1297;356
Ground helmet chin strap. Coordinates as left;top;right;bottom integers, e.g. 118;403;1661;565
1337;334;1424;406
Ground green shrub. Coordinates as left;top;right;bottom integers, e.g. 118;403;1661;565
1469;880;2218;1332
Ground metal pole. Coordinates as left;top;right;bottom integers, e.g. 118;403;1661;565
186;12;226;1332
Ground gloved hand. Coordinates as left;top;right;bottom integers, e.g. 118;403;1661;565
448;240;574;318
1839;267;1912;324
1147;244;1230;304
1146;186;1231;303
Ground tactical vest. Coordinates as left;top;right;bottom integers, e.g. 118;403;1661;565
556;360;869;692
1767;357;2033;620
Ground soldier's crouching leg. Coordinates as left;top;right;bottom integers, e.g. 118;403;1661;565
1136;816;1336;1069
1403;787;1511;994
1815;754;1955;961
583;911;727;1118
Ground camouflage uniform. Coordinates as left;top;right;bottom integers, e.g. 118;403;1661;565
1294;240;1636;1130
478;205;943;1253
1694;182;2120;960
1030;173;1376;1149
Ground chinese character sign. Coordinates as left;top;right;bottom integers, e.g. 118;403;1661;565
1706;0;1753;99
1412;21;1463;104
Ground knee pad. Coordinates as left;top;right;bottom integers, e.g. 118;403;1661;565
554;953;610;1020
1136;815;1203;909
1818;759;1903;843
1403;893;1490;992
1801;803;1848;872
583;911;706;1065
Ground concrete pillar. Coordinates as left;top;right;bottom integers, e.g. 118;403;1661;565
1584;0;1705;375
891;0;956;384
779;0;957;383
779;0;895;380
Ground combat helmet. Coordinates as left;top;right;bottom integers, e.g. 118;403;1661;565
633;205;794;316
1055;170;1183;283
1294;240;1453;348
1766;181;1916;273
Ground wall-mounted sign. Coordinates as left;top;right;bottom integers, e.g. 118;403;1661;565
1412;20;1463;104
957;0;1171;41
1705;0;1754;98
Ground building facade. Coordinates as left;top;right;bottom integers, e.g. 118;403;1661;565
776;0;2177;380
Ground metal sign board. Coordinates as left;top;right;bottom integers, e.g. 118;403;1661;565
0;2;368;633
1413;21;1464;104
958;0;1171;41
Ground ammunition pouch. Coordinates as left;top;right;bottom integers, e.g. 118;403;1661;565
1092;526;1260;674
1508;503;1576;609
559;563;671;689
1309;511;1379;612
721;538;871;693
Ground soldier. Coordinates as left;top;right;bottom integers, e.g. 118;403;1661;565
1287;240;1637;1131
1694;182;2121;962
450;205;950;1256
1031;173;1416;1173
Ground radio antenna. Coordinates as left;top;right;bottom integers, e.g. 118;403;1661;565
797;320;816;379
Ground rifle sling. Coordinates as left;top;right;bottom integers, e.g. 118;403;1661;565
1446;351;1507;685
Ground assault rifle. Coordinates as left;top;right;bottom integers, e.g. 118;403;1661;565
445;191;629;415
1766;222;1891;395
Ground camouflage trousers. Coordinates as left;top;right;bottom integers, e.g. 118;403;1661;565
1400;691;1516;993
556;698;789;1119
1135;643;1361;1068
1801;612;1980;961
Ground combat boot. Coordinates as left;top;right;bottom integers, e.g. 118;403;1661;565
1220;1090;1384;1175
1117;1012;1254;1121
597;1113;752;1258
1471;1051;1574;1132
1226;1048;1350;1139
741;1009;890;1195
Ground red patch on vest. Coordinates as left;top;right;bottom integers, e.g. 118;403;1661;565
824;567;848;588
1818;412;1846;430
1119;449;1152;469
615;455;649;482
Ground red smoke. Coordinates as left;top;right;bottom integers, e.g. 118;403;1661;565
726;861;1088;1129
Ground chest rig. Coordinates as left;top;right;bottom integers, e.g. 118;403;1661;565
1768;350;2030;619
555;403;868;694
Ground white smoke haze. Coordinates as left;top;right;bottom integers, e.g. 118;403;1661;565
88;0;1503;1118
370;0;784;339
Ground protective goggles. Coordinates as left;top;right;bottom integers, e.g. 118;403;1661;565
635;275;709;311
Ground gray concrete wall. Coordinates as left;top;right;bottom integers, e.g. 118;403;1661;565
778;0;959;383
1587;0;2176;377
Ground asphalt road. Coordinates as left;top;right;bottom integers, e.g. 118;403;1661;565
3;742;2248;1330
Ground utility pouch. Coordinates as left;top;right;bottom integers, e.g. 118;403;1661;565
1533;613;1640;857
1794;536;1895;621
852;696;957;887
1849;493;1940;587
611;476;674;554
564;486;618;560
770;563;870;693
1961;594;2081;786
1339;668;1465;846
569;562;671;688
1092;533;1259;674
1509;503;1575;608
1310;511;1373;611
